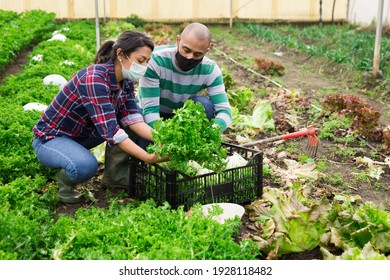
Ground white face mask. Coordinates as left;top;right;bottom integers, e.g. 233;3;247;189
120;55;147;81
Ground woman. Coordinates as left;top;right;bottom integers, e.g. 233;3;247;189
32;30;164;204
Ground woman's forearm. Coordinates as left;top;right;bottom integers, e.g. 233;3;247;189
128;122;154;142
117;137;157;163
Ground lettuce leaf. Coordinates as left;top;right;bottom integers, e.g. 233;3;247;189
247;186;331;259
321;242;389;260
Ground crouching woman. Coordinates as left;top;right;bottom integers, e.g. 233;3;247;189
32;30;165;204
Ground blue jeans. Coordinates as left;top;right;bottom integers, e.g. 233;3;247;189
32;136;104;183
190;95;215;120
138;95;215;150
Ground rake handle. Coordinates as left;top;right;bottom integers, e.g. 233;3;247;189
281;130;310;139
241;130;309;147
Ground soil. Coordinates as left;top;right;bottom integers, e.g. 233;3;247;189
0;46;33;84
210;26;389;203
2;25;389;260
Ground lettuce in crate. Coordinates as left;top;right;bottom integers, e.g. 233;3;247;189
148;100;227;175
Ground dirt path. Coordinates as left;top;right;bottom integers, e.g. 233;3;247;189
0;47;32;85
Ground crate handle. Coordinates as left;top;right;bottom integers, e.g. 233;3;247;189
246;152;262;165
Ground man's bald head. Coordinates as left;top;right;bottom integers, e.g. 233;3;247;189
180;22;211;43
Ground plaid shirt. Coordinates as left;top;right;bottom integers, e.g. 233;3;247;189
33;60;143;146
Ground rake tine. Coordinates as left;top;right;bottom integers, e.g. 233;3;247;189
303;125;319;157
306;141;312;157
306;143;313;157
306;135;319;157
307;142;318;157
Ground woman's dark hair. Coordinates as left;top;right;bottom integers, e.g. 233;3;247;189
94;30;154;64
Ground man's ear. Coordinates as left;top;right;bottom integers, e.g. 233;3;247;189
176;35;181;45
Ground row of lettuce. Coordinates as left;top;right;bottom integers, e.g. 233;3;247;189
0;10;57;71
0;12;97;259
243;23;390;80
0;10;389;260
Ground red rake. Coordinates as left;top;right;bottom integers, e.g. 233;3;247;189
241;125;319;157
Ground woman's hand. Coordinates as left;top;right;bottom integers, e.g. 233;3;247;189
145;153;170;164
117;136;169;164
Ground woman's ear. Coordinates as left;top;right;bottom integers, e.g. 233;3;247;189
116;48;123;60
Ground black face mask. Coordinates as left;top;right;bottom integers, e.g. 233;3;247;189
175;51;203;71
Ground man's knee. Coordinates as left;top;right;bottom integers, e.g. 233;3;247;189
188;96;215;120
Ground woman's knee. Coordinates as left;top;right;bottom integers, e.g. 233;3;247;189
66;153;99;183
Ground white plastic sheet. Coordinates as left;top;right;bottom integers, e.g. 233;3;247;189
43;74;67;88
23;102;47;112
48;33;67;42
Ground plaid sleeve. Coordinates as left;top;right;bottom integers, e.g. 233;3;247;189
78;68;122;146
118;82;145;128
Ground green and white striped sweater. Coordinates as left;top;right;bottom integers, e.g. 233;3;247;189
138;45;232;132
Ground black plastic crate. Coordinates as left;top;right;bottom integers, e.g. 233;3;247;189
128;143;263;210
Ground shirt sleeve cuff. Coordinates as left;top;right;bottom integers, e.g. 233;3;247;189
113;128;128;144
214;118;227;132
120;113;144;127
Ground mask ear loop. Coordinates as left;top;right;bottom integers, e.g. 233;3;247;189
119;54;132;70
125;54;132;64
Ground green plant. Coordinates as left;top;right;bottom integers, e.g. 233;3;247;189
332;146;357;159
221;67;236;91
148;100;227;174
253;56;285;76
298;154;314;164
373;182;390;192
0;20;96;184
247;186;331;259
50;200;258;260
276;141;298;154
263;164;271;177
322;94;382;141
0;10;56;70
272;176;282;185
242;23;390;99
353;170;371;183
231;101;275;134
318;117;351;140
323;172;344;187
143;23;174;45
0;175;57;259
323;197;390;258
124;14;146;28
102;20;136;38
243;23;390;78
316;161;327;172
227;86;253;113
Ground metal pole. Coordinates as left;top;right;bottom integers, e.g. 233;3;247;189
103;0;106;23
319;0;323;26
332;0;336;23
373;0;384;78
230;0;233;28
95;0;100;53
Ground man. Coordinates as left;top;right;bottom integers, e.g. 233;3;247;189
138;22;232;132
102;22;232;188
